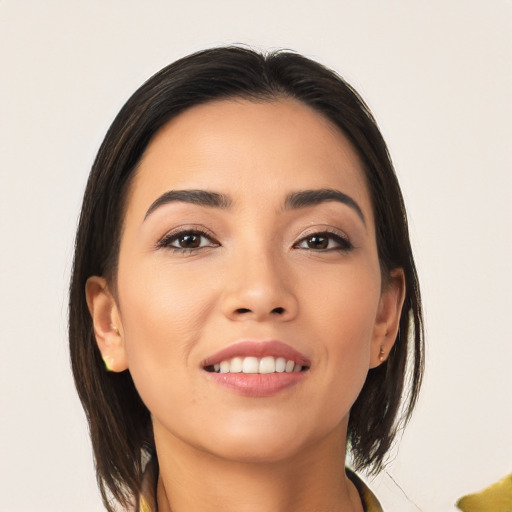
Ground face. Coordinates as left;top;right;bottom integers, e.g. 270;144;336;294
88;98;404;464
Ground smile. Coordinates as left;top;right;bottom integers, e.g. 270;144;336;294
202;340;310;397
205;356;306;374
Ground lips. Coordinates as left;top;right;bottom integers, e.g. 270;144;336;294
202;340;310;372
202;341;310;397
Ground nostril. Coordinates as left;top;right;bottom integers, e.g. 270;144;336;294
232;307;287;317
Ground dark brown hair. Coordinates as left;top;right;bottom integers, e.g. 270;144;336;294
69;46;424;511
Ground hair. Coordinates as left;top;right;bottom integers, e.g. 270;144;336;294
69;45;424;511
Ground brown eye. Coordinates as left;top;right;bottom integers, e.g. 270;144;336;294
178;233;201;248
305;235;329;249
295;231;353;252
158;229;220;251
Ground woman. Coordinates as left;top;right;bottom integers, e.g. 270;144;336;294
69;46;424;512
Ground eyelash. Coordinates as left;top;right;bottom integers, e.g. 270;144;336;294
157;228;220;253
157;228;353;254
293;230;353;252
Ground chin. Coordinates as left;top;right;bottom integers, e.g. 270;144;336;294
197;415;336;465
208;436;306;465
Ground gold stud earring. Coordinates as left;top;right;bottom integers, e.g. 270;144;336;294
103;355;115;372
378;346;386;363
112;325;120;336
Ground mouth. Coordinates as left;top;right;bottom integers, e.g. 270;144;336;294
204;355;309;374
202;340;310;397
202;340;310;372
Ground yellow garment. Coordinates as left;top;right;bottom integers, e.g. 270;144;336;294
347;469;385;512
456;474;512;512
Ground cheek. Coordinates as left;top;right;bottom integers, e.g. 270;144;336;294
119;261;215;348
300;263;381;414
115;262;217;406
301;259;381;346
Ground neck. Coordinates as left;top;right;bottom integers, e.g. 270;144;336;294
153;421;363;512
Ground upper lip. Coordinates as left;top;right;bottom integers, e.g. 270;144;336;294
202;340;311;368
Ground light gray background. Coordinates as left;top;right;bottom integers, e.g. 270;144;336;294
1;1;511;511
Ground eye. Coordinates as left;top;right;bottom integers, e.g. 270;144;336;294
294;231;353;251
157;229;220;252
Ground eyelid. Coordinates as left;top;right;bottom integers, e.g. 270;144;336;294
155;225;220;250
293;227;353;251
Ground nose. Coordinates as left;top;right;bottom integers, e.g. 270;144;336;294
220;249;299;322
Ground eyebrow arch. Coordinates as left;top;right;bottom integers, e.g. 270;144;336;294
144;189;232;220
284;188;366;225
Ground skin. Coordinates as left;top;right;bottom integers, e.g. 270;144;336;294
87;98;405;512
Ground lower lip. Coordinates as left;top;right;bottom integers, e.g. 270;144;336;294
205;371;308;397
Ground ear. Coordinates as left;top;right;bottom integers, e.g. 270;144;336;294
369;268;406;369
85;276;128;372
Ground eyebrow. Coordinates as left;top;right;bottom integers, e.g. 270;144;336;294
143;187;365;225
144;189;232;220
285;188;366;225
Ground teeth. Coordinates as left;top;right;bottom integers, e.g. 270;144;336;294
259;356;275;374
275;357;286;372
242;356;259;373
211;356;305;374
230;356;243;373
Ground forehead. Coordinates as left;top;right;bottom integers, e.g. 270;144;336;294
127;98;372;217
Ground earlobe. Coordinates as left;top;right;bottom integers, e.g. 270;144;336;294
369;269;406;369
85;276;128;372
